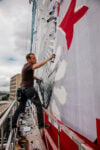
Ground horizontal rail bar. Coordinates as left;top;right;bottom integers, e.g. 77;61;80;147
0;100;16;127
81;144;94;150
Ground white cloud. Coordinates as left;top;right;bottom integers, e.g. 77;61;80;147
0;0;32;91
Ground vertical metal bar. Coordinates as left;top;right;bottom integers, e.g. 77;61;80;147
58;124;60;150
10;113;12;130
1;125;4;150
96;118;100;146
13;129;17;150
5;130;13;150
11;103;17;149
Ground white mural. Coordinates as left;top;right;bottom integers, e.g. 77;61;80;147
54;86;67;104
33;0;100;141
55;59;67;81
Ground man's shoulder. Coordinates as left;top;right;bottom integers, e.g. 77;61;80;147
23;63;31;67
22;63;33;71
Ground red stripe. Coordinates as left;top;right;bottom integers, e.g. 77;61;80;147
43;112;100;150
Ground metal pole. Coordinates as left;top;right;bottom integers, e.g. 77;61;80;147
1;125;4;150
5;130;13;150
44;129;57;150
58;124;60;150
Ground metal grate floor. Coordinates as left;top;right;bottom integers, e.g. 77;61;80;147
15;102;46;150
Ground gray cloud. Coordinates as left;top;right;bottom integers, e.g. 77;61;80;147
0;0;32;91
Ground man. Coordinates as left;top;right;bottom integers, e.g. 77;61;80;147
12;53;55;130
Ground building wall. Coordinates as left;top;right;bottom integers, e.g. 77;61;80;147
9;74;21;100
33;0;100;141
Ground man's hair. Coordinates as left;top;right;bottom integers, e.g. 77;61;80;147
26;53;35;60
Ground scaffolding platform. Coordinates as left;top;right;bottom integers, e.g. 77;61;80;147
14;101;46;150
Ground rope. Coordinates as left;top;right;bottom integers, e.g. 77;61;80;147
26;4;30;53
30;0;37;53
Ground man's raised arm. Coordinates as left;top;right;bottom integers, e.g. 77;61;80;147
32;54;55;70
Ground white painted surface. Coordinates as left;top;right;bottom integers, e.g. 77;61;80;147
33;0;100;141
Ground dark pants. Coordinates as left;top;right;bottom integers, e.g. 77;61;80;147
12;87;44;129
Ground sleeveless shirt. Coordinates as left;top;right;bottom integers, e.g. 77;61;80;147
21;63;34;87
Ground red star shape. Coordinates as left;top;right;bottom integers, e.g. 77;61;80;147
59;0;88;50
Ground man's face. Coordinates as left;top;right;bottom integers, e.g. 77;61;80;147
29;54;37;64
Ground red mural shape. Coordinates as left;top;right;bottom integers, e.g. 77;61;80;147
59;0;88;50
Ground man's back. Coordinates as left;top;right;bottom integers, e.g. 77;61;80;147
21;63;34;88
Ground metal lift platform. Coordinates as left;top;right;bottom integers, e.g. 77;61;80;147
14;100;46;150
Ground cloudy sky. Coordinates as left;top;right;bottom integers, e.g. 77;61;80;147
0;0;32;91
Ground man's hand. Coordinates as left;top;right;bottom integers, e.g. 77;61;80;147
36;78;43;84
49;54;56;60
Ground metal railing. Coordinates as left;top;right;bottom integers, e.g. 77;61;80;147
43;108;94;150
0;100;17;150
0;99;94;150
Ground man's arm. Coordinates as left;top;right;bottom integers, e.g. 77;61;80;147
33;76;42;83
32;54;55;70
33;76;39;80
